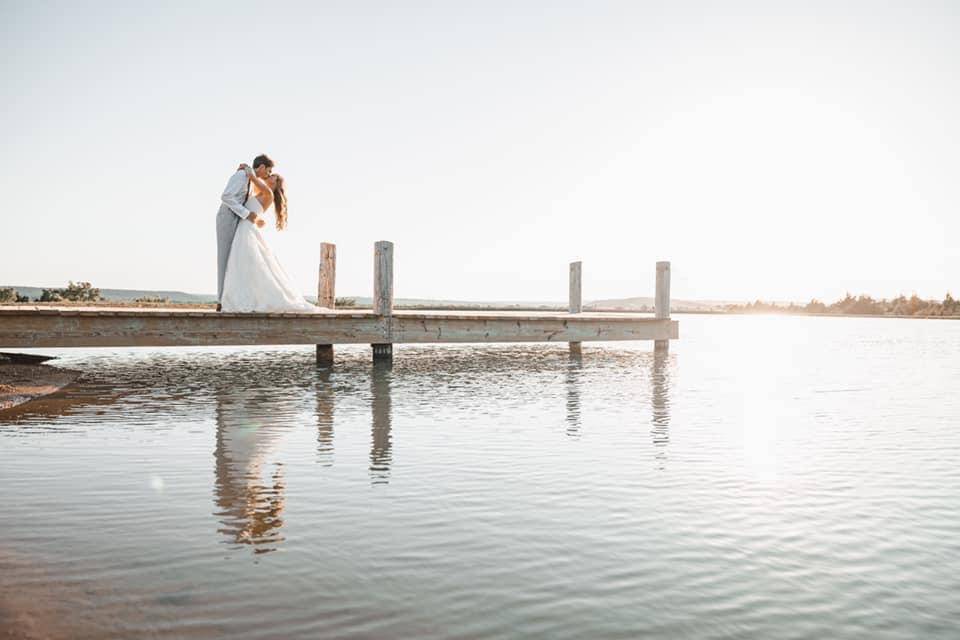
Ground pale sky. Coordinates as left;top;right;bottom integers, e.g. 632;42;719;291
2;1;958;303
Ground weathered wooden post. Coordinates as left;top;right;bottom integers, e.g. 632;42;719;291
655;261;671;352
372;240;394;362
316;242;336;366
569;261;582;356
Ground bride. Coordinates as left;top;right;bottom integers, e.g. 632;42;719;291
220;165;325;313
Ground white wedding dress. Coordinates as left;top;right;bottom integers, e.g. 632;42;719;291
220;194;322;313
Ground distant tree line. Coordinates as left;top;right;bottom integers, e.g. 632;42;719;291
0;282;102;303
726;293;960;317
0;288;30;303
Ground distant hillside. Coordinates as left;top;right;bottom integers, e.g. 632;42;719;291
347;297;567;309
3;286;215;304
3;285;738;311
2;286;564;307
585;296;735;312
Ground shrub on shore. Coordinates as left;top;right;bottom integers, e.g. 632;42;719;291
37;281;101;303
0;288;30;303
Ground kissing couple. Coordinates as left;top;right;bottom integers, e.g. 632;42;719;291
215;154;326;313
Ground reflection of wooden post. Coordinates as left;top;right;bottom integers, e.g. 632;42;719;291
372;241;394;362
650;349;670;469
316;243;336;366
316;368;335;466
370;361;392;484
569;261;582;356
655;261;671;352
565;358;582;438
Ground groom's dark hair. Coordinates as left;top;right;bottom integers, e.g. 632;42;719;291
253;154;274;169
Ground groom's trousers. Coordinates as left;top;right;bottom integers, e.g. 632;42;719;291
216;204;241;303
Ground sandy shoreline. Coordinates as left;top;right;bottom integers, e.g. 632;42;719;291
0;358;80;412
0;548;154;640
0;551;73;640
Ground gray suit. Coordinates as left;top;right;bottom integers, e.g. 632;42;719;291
217;170;252;303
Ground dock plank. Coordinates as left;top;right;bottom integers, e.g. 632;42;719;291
0;306;677;349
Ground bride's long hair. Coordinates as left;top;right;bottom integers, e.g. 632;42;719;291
273;175;288;230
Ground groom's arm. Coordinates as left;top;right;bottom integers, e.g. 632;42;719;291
220;170;256;221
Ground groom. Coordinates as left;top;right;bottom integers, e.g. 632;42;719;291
216;154;273;311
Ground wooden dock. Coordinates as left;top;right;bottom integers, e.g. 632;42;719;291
0;241;678;363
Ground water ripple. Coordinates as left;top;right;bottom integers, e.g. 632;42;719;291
1;316;959;638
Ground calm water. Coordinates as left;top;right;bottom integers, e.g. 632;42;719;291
1;314;959;638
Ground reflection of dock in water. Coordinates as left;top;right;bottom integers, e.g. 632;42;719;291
313;363;395;484
204;345;670;551
562;350;672;466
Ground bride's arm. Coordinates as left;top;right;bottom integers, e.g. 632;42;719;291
239;164;271;193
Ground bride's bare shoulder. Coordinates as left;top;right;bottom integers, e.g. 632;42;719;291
256;189;274;209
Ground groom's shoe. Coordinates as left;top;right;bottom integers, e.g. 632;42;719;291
216;303;222;312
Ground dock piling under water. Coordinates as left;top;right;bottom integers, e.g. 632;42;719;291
655;261;671;352
569;261;583;356
316;242;336;366
372;240;395;363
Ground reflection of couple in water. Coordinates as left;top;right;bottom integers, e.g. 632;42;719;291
213;391;290;554
212;363;394;553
